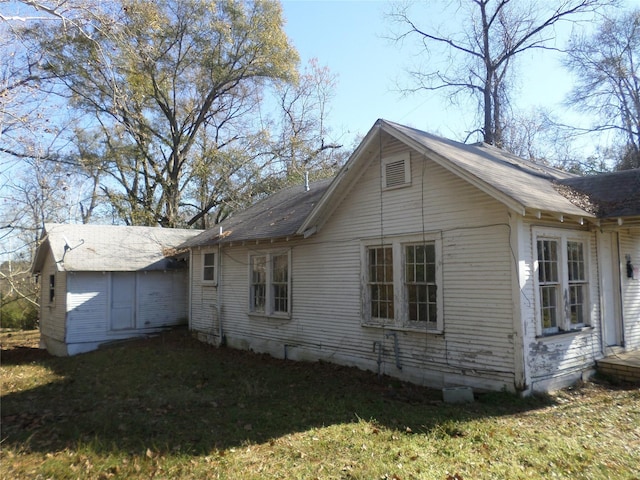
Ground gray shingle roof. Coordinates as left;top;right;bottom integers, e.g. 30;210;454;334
183;120;637;249
32;223;202;273
180;179;333;248
557;169;640;218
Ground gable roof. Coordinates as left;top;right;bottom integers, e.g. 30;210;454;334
299;119;593;235
557;169;640;219
32;223;202;273
184;119;635;248
180;179;332;248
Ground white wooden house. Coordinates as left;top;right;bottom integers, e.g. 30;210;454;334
181;119;640;394
32;223;201;356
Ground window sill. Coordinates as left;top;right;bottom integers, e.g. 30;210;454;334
536;326;593;340
201;282;217;287
248;312;292;322
361;322;443;335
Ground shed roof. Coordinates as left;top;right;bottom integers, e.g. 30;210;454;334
557;169;640;218
180;179;332;248
32;223;202;273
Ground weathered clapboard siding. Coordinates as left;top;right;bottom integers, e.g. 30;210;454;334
520;221;603;391
189;248;219;336
39;253;66;344
620;228;640;349
66;272;108;343
137;271;188;328
189;124;638;393
191;139;519;391
64;270;189;346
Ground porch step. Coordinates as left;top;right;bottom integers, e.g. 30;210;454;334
596;352;640;384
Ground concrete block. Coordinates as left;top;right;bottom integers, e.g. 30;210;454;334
442;386;474;404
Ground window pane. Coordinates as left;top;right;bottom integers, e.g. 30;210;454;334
253;285;265;312
537;240;559;283
415;263;425;282
273;284;288;313
272;254;289;313
203;253;215;281
540;285;558;330
204;253;215;266
569;285;585;325
368;247;393;320
567;241;585;281
273;254;288;282
251;256;267;313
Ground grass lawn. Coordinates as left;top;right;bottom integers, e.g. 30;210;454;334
1;329;639;479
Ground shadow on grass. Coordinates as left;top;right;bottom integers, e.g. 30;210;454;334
1;330;555;456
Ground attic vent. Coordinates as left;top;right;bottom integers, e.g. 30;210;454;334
382;153;410;189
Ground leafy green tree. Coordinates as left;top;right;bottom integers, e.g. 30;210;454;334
24;0;299;227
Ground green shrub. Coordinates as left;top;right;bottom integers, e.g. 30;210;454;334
0;296;39;330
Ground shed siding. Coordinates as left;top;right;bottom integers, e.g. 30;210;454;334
39;252;66;343
66;272;109;343
520;222;603;391
194;139;519;391
137;270;189;328
620;228;640;350
65;271;188;345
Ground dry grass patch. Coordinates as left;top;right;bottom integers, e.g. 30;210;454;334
1;329;638;479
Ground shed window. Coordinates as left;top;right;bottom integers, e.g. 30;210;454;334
203;252;216;282
249;251;290;317
535;230;590;335
49;274;55;303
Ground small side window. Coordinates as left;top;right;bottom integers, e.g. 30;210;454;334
203;253;215;282
49;274;55;303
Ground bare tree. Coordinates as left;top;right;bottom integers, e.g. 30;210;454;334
272;59;344;177
564;8;640;170
388;0;615;148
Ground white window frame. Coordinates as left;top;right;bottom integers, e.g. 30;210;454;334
362;234;443;332
533;228;591;336
381;152;411;190
248;250;291;319
202;251;216;284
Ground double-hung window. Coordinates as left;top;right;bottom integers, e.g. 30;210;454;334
363;235;442;331
249;251;290;317
534;229;589;335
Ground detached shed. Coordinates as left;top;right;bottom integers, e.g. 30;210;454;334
31;223;201;356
